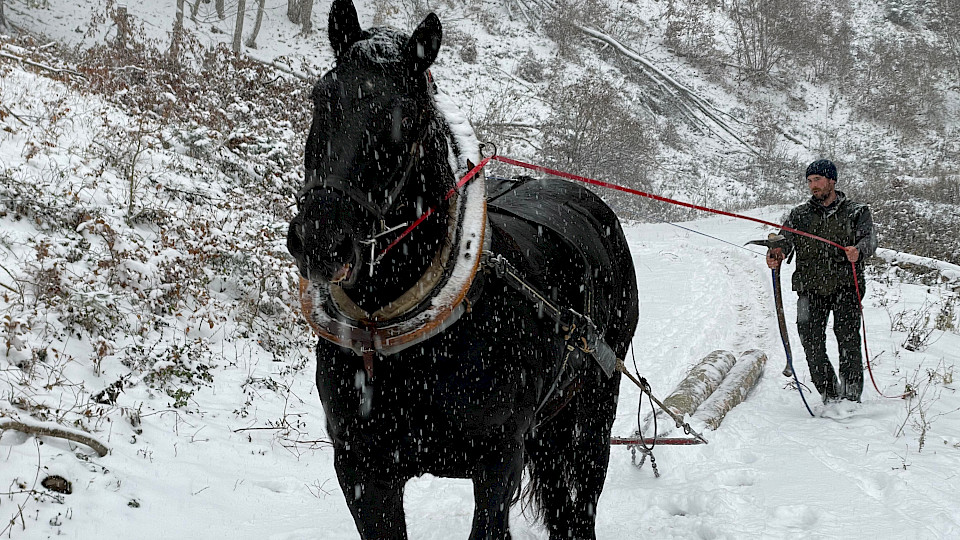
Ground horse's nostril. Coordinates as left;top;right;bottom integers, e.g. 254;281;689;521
332;237;355;264
287;222;305;261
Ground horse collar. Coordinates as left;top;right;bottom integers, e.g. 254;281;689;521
298;166;488;371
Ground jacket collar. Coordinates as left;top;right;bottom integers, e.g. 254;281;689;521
807;190;847;217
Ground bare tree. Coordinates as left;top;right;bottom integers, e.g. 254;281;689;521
232;0;246;54
114;4;130;49
729;0;786;78
286;0;314;34
287;0;301;24
541;73;657;189
246;0;266;48
300;0;314;34
932;0;960;82
171;0;186;58
190;0;202;22
216;0;225;19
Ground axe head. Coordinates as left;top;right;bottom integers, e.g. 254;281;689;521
746;233;789;251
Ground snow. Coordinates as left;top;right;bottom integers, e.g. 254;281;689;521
4;140;959;537
876;248;960;284
2;0;960;538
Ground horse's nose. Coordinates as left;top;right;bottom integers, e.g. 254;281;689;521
287;218;358;282
287;221;308;275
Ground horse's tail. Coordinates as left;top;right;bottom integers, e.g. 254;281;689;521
520;366;622;529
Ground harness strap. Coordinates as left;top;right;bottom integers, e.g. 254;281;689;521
482;250;618;377
481;250;620;427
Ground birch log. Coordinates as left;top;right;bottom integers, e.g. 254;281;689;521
693;349;767;430
640;350;737;436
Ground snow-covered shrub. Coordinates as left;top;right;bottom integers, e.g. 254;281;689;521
540;72;658;218
514;49;546;83
663;0;725;67
849;36;945;134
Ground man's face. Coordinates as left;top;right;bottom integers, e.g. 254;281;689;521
807;174;836;202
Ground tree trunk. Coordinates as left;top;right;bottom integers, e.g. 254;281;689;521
216;0;225;19
190;0;202;22
300;0;314;34
287;0;301;24
691;350;767;430
0;0;8;32
232;0;246;54
115;5;129;49
171;0;185;59
246;0;266;49
640;350;737;436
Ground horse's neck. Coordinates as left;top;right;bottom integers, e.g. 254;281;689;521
351;124;455;312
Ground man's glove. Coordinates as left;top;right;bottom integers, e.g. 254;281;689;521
766;248;785;269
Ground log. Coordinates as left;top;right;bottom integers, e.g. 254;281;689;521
0;419;109;457
692;349;767;430
641;350;736;435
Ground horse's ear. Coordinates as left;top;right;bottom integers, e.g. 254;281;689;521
403;13;442;74
329;0;363;59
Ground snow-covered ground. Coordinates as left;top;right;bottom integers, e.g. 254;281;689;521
3;186;959;539
2;0;959;538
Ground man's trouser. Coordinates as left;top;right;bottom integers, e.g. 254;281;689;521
796;287;864;402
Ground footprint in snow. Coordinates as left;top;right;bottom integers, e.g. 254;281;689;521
771;504;819;529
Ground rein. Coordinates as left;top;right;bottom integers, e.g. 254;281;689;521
381;154;902;401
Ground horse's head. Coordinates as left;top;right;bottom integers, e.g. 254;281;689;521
287;0;443;288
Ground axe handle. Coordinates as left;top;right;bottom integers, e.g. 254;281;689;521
772;268;794;377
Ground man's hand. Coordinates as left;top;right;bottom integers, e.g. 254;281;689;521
766;248;784;269
844;246;860;262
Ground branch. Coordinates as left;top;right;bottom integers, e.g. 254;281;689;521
0;103;30;126
0;50;87;81
0;419;109;457
244;52;314;82
0;280;19;294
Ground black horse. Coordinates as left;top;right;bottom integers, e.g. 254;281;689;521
286;1;639;537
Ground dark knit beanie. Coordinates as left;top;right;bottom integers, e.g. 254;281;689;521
805;159;837;181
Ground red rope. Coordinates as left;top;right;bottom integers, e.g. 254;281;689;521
851;267;907;399
378;156;492;258
376;154;903;399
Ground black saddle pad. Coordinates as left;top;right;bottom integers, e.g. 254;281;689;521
485;175;619;323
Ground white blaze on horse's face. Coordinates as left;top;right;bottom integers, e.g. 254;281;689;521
286;0;443;288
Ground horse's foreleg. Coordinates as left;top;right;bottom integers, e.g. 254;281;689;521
469;445;523;540
334;448;407;540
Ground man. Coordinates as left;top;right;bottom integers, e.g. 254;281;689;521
767;159;878;404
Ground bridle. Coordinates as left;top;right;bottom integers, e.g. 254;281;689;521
295;145;418;220
295;107;434;222
295;69;489;376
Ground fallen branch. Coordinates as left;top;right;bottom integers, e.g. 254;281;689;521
244;52;314;82
232;425;286;432
576;25;759;155
0;49;87;80
0;102;30;126
0;419;109;457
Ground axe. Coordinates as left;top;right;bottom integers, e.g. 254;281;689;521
747;233;795;377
